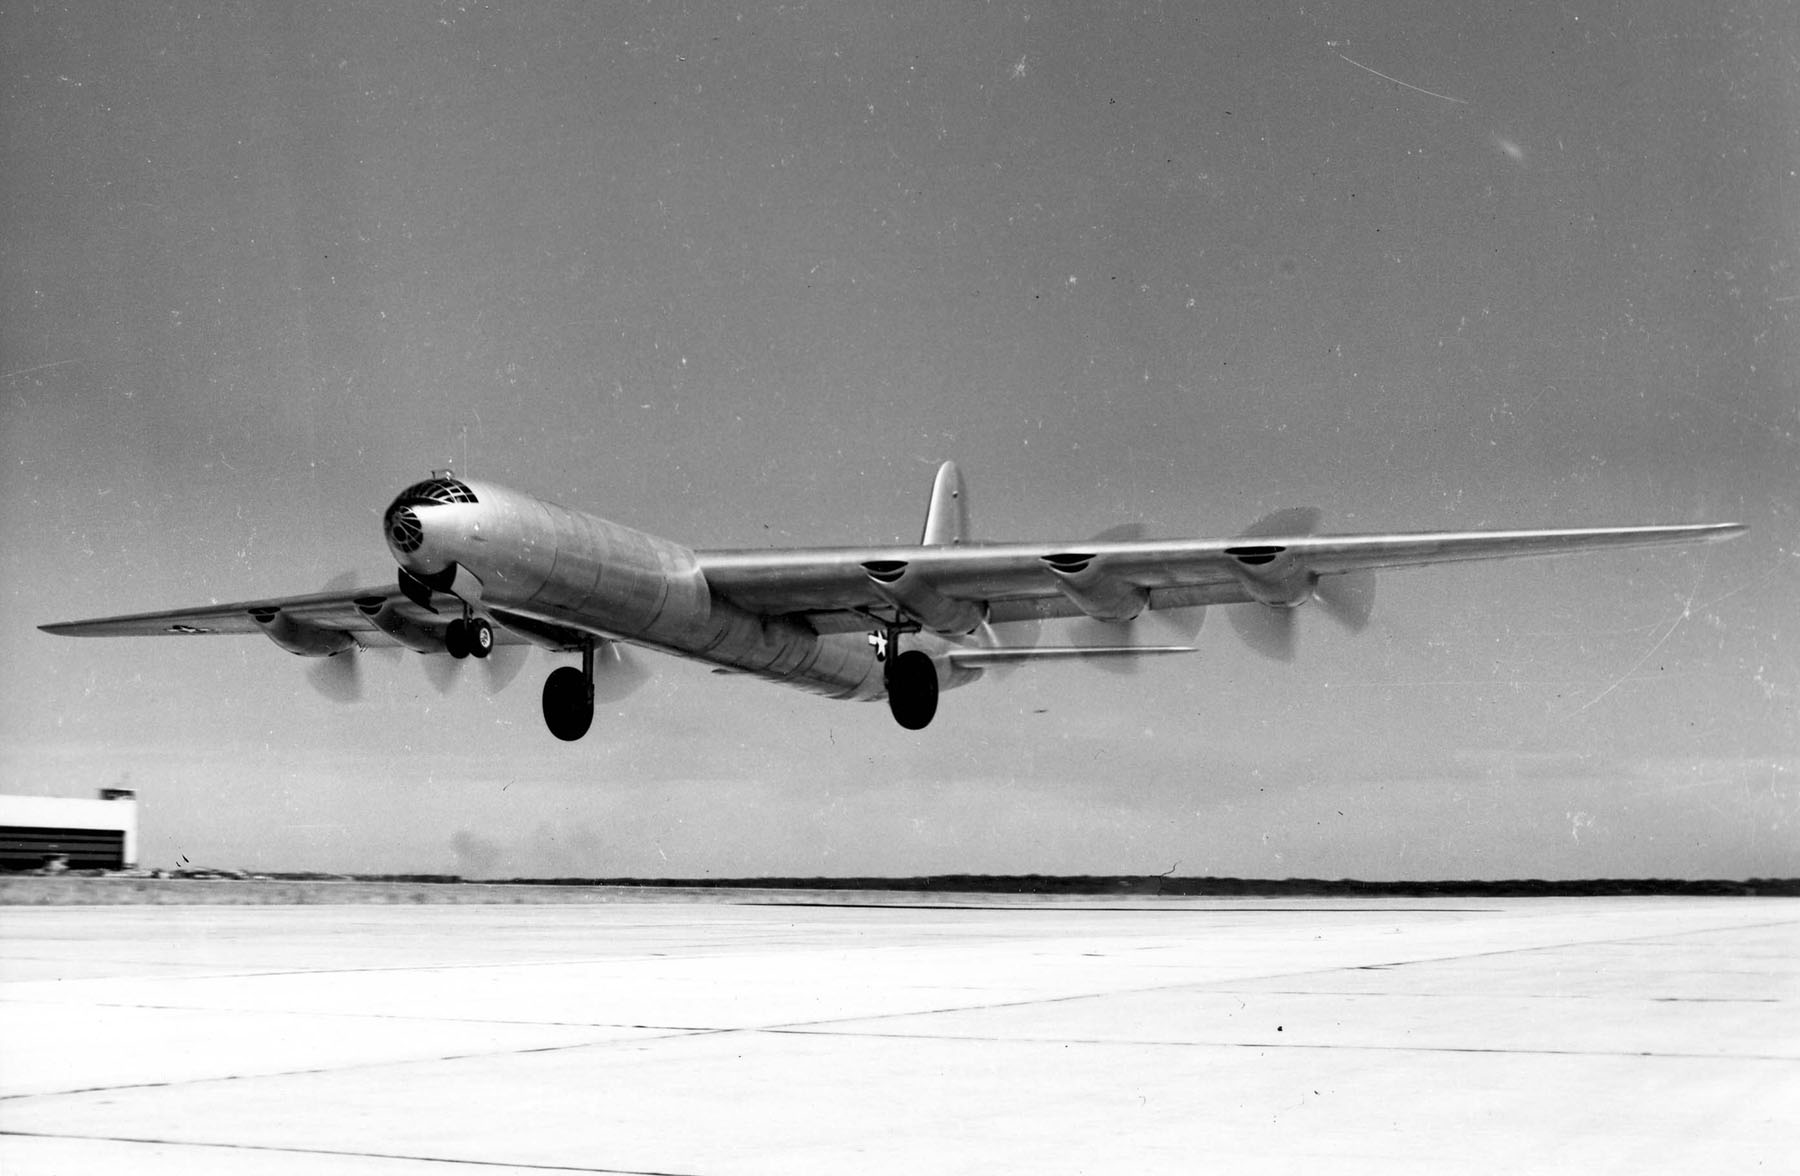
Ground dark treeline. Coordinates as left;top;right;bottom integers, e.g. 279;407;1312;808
69;871;1796;896
481;875;1798;897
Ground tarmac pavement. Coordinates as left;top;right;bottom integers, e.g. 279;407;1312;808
1;894;1794;1174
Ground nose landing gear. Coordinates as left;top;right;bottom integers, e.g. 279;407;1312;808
442;615;493;660
398;565;492;661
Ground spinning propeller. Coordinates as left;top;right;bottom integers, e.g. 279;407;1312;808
305;643;382;703
1226;508;1377;662
421;639;529;696
301;572;536;702
1064;523;1205;674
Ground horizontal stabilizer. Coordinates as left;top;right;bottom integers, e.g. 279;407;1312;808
946;645;1197;666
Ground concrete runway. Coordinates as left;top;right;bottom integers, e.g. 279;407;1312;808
1;895;1794;1174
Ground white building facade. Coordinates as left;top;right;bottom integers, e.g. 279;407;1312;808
0;790;138;870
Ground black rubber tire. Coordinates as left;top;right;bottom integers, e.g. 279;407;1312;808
444;618;470;659
542;665;594;741
885;650;939;730
470;617;493;659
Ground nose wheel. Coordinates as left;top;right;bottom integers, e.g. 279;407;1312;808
542;642;596;741
443;616;493;660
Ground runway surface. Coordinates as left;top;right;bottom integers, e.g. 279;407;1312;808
2;894;1795;1174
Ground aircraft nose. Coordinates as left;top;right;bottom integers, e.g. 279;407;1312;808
382;474;481;571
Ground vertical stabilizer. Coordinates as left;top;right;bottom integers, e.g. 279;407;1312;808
920;461;969;546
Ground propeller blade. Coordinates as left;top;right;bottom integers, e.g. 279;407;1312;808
969;619;1041;680
1067;613;1132;673
423;651;461;695
1074;631;1136;675
590;639;651;704
425;640;526;695
1225;508;1377;656
306;572;377;701
1229;602;1298;662
1228;507;1312;661
1066;524;1205;675
1237;506;1322;540
306;649;363;703
481;642;530;694
422;615;534;696
1068;604;1206;674
1145;603;1205;644
1090;522;1148;544
1314;568;1376;632
1062;523;1155;673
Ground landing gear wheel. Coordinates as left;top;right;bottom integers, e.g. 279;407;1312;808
444;618;470;659
542;665;595;742
469;617;493;659
885;649;939;730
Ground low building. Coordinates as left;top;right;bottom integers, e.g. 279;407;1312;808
0;790;139;871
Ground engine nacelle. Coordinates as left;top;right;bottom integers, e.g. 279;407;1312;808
1041;553;1148;622
862;559;986;635
1223;545;1316;607
354;596;442;654
249;607;355;657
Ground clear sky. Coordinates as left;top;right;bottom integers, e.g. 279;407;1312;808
3;2;1794;879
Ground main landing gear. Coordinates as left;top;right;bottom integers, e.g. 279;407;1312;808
871;623;938;731
443;615;493;660
542;641;596;742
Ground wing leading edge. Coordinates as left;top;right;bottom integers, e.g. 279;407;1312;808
39;586;397;639
36;585;562;649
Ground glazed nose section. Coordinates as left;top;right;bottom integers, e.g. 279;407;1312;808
383;474;480;572
384;500;426;555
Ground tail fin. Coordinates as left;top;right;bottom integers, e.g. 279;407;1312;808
920;461;970;546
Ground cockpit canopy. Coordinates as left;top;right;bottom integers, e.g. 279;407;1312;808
385;476;479;554
393;476;479;507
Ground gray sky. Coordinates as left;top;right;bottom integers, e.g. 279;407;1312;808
3;2;1795;879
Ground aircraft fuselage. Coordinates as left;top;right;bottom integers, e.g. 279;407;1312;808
384;477;891;701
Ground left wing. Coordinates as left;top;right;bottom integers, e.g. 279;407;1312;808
697;522;1747;632
37;584;583;652
39;585;399;640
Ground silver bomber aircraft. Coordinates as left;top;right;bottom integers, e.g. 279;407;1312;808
41;464;1745;741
